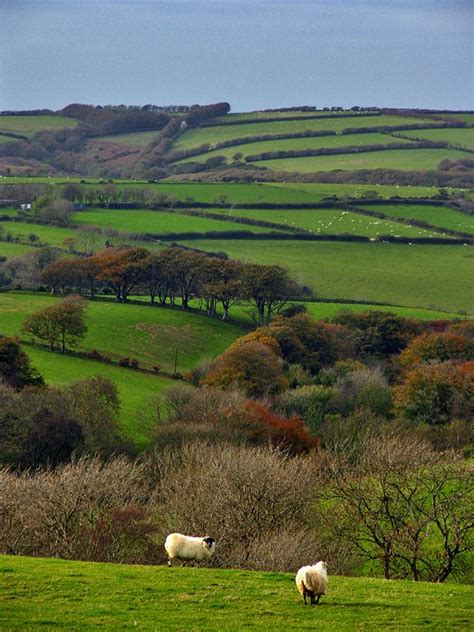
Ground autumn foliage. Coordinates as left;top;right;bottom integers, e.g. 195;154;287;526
400;332;474;368
203;341;288;397
394;360;474;424
243;400;319;455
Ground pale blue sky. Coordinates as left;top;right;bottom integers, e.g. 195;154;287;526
1;0;472;112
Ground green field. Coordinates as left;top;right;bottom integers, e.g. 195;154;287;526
207;208;441;238
2;556;472;631
0;221;79;248
0;115;78;137
93;131;160;146
24;346;172;446
180;240;474;314
254;148;470;173
173;115;438;150
0;241;35;258
302;302;464;322
399;127;474;149
362;204;474;235
175;133;415;164
215;110;372;122
0;134;14;144
444;114;474;125
264;182;446;200
0;293;246;374
0;177;448;202
72;208;285;235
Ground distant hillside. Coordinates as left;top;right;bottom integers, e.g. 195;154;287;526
0;104;472;187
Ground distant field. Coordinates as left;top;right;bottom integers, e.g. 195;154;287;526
208;208;440;238
0;134;14;144
445;114;474;125
399;127;474;150
254;148;470;173
1;292;246;374
215;110;370;122
93;131;159;146
173;115;438;150
0;177;448;202
176;132;415;164
0;241;35;258
24;346;172;446
180;240;474;314
267;182;448;199
0;115;78;137
206;300;464;325
303;302;464;322
0;220;78;247
362;204;474;235
2;556;472;631
73;208;285;235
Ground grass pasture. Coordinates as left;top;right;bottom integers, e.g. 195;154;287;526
0;220;79;248
175;132;415;164
361;204;474;235
173;114;439;150
398;127;474;150
0;115;78;137
1;555;472;631
180;239;474;314
263;182;446;200
207;208;442;238
253;148;470;173
0;292;246;374
93;131;159;146
0;177;448;202
72;208;285;235
24;347;172;447
0;241;35;258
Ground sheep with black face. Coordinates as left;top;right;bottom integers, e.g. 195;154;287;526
164;533;216;567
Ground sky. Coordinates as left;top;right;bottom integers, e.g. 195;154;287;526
1;0;473;112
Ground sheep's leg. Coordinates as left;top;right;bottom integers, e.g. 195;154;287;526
310;594;316;606
314;594;321;605
303;591;307;605
167;558;172;567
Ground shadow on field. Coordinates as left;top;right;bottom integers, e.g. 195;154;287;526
323;602;403;609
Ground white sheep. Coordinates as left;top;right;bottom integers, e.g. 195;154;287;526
164;533;216;567
295;561;328;605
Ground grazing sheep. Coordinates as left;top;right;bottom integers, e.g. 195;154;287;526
295;561;328;605
164;533;216;567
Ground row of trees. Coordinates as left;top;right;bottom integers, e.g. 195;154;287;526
41;246;305;324
1;434;471;580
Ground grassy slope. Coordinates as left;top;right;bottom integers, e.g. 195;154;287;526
0;241;35;257
363;204;474;235
0;293;246;373
176;133;415;164
173;115;437;150
24;347;172;447
0;221;78;247
254;148;469;173
1;556;472;631
180;240;474;314
0;115;78;137
93;131;159;146
400;127;474;149
207;208;441;238
261;182;453;200
72;209;285;234
0;177;447;201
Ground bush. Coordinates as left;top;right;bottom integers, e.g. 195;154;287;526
150;442;323;571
